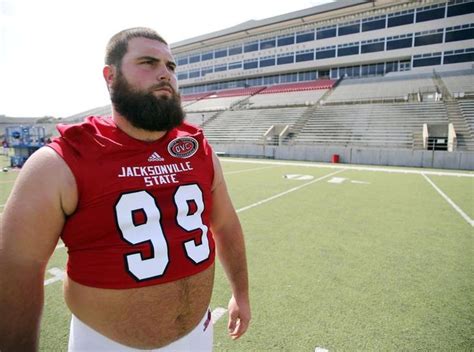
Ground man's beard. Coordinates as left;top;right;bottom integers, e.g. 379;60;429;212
110;71;185;132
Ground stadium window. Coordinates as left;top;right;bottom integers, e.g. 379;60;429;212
339;66;348;77
214;64;227;72
214;48;228;58
376;63;385;75
413;56;442;67
177;57;188;65
228;61;242;70
445;24;474;42
386;34;413;50
414;29;443;46
415;4;446;23
362;16;386;32
399;60;411;71
387;10;414;27
229;45;243;56
353;65;361;77
447;0;474;17
443;48;474;64
189;70;200;78
299;71;317;81
317;25;336;39
244;41;259;53
260;38;276;50
316;46;336;60
280;73;298;83
278;34;295;46
385;61;399;73
243;59;258;70
338;20;360;36
247;77;263;86
263;75;279;85
189;54;200;64
201;52;213;61
259;56;276;68
295;49;314;62
361;63;377;76
201;67;213;76
413;53;441;67
337;42;359;57
361;39;385;54
177;72;188;80
330;68;338;79
181;87;193;95
277;53;294;65
296;31;315;43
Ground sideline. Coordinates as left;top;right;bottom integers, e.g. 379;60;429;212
422;173;474;227
221;158;474;177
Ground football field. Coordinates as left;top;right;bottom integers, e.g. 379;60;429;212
1;155;473;351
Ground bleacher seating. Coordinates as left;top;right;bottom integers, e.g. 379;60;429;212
184;87;264;112
184;112;216;126
247;80;334;108
458;99;474;135
326;73;437;103
438;69;474;97
293;102;448;149
202;107;307;144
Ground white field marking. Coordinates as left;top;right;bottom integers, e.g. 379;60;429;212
328;177;346;184
224;165;279;175
315;348;329;352
351;180;371;185
43;267;65;286
221;158;474;178
55;243;65;250
422;173;474;227
237;169;346;213
211;307;228;324
284;174;314;180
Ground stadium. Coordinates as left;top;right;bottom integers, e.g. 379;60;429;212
2;0;474;170
0;0;473;351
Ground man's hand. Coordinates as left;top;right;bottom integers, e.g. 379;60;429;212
227;294;251;340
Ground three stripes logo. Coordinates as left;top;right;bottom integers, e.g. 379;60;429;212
148;152;164;162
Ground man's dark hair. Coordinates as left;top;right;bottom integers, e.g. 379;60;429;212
105;27;168;67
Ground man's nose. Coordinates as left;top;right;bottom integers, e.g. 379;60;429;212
157;65;172;81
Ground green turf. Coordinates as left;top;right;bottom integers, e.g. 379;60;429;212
2;157;473;351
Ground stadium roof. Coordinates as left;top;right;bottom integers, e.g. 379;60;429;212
171;0;369;49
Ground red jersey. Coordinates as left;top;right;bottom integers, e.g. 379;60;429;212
48;116;215;289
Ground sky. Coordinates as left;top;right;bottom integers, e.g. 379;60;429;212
0;0;334;118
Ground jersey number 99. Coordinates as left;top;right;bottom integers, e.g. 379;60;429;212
114;184;210;281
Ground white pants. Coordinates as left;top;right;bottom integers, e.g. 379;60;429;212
68;309;213;352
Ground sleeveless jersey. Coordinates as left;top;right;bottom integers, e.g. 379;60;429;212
48;116;215;289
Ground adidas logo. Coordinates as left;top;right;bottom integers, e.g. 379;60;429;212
148;152;164;162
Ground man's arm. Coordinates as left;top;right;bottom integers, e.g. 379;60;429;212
210;152;251;340
0;147;76;351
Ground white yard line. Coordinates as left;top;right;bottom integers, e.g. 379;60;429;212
221;158;474;178
43;267;65;286
211;307;228;324
422;173;474;227
237;169;346;213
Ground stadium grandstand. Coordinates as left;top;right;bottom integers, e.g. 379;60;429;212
5;0;474;169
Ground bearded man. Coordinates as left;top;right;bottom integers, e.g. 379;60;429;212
0;27;250;352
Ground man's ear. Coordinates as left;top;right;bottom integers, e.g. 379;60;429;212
103;65;116;90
